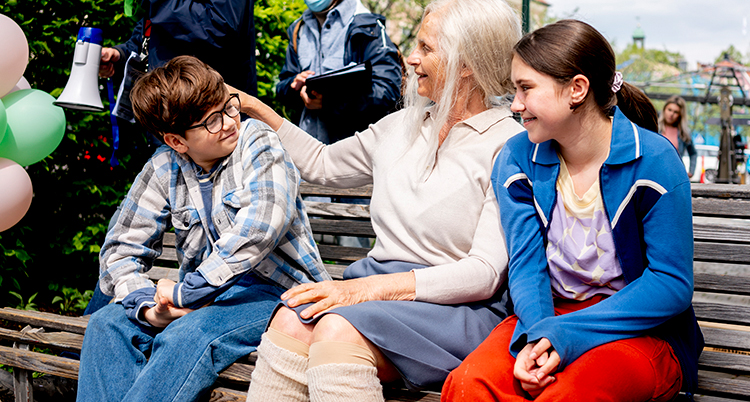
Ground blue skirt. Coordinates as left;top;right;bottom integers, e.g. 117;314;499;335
285;257;510;391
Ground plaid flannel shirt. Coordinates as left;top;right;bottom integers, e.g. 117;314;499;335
99;119;330;309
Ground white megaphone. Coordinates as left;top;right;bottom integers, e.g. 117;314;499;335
54;27;105;112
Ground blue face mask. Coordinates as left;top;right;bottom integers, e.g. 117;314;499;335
305;0;334;13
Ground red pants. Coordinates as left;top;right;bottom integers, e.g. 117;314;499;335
441;298;682;402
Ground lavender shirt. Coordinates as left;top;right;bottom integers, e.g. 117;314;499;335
545;159;626;300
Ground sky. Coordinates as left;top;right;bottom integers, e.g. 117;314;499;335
545;0;750;70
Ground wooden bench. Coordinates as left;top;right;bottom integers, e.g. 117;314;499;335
0;183;749;401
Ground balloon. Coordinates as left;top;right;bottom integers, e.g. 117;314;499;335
0;157;32;232
0;89;66;166
8;76;31;95
0;99;6;144
0;14;29;98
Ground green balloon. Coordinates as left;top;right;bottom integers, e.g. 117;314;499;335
0;89;66;166
0;99;6;145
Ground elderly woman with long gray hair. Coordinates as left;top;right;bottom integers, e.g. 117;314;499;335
233;0;524;400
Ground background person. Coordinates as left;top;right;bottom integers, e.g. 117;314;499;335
99;0;257;95
237;0;524;400
276;0;402;145
658;95;697;178
441;19;703;401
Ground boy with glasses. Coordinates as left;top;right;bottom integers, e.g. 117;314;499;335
76;55;330;402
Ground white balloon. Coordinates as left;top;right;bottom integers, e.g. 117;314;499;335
8;76;31;95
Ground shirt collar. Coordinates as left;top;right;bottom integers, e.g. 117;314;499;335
423;105;513;135
531;106;642;166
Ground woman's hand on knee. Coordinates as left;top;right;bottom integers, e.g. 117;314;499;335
282;279;376;319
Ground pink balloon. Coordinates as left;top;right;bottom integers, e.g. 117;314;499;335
0;14;29;98
0;157;32;232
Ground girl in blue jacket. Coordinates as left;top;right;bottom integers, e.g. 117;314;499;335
442;19;703;401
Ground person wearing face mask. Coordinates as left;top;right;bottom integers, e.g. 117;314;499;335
276;0;402;145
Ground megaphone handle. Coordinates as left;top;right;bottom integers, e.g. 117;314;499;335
107;79;121;167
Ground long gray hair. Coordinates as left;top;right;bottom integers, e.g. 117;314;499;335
402;0;521;149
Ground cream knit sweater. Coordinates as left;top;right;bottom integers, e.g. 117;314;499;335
276;106;523;304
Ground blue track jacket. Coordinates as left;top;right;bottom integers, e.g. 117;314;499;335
492;107;704;393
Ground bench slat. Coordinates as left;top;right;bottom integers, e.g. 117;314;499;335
694;220;750;244
701;327;750;351
693;198;750;219
0;345;79;380
209;387;247;402
148;266;181;282
317;244;370;263
694;242;750;264
693;394;750;402
694;302;750;327
700;350;750;373
0;327;83;353
694;273;750;296
696;370;750;397
300;183;373;198
305;201;371;220
0;308;88;335
692;183;750;200
309;219;375;237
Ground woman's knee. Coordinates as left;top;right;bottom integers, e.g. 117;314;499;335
311;314;363;345
268;306;315;345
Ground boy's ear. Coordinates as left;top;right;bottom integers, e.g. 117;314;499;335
569;74;590;107
163;133;189;154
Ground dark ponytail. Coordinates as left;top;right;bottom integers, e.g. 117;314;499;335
514;20;658;132
616;83;658;132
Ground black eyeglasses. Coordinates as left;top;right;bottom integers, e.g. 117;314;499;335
186;93;241;134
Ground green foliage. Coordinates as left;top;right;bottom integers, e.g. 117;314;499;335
0;0;154;311
9;291;38;311
50;285;94;314
617;43;684;67
715;45;748;65
254;0;306;120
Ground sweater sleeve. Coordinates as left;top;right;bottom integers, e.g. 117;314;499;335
411;186;508;304
491;143;556;352
275;118;378;188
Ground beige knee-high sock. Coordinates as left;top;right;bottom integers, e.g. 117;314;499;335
307;340;384;402
246;331;310;402
307;363;384;402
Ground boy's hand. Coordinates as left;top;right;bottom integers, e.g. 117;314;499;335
155;278;176;305
142;279;193;328
142;295;193;328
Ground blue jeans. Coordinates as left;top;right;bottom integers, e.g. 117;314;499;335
76;273;284;402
